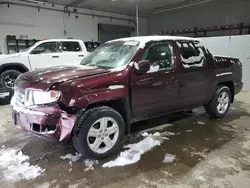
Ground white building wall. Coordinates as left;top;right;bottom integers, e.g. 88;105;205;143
0;2;148;54
201;35;250;91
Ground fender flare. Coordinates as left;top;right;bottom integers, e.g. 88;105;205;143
0;63;29;73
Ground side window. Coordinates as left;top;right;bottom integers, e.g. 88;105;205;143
143;43;174;73
177;41;205;68
31;42;58;54
61;42;81;52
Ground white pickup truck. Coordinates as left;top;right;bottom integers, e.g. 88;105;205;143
0;39;89;88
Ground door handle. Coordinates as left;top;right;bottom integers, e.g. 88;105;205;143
52;56;59;58
78;55;84;57
137;77;154;85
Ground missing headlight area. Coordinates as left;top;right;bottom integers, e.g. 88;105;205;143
32;123;56;134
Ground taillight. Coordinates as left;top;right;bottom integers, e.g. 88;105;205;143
238;60;242;66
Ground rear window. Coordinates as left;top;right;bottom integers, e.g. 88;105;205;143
177;41;205;68
61;42;81;52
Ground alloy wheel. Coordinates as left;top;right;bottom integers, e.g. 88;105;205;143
216;91;229;114
4;75;16;88
87;117;119;154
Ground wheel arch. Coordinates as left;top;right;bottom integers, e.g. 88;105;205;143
0;63;29;74
217;81;234;102
85;97;131;134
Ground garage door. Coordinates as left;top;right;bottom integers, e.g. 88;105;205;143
98;24;135;44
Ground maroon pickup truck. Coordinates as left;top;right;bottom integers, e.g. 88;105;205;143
11;36;243;159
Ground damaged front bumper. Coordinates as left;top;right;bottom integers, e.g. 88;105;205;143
12;104;79;141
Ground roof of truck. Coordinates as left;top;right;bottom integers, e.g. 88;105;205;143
109;36;200;48
40;39;83;42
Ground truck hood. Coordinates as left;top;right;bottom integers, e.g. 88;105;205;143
16;65;110;90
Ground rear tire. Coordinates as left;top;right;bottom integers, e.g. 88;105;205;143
0;70;22;88
205;86;231;118
73;106;125;159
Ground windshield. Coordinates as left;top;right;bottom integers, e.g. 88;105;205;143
20;43;37;52
80;41;139;69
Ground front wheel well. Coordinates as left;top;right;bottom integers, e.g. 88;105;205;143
85;98;131;134
218;81;234;102
0;64;28;74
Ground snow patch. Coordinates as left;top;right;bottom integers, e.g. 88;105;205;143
0;148;44;181
192;107;206;115
197;121;205;125
181;48;205;68
147;65;160;73
216;72;233;77
124;41;139;46
140;123;172;133
109;36;201;49
141;132;149;137
186;130;193;133
60;153;98;171
60;153;82;162
134;62;139;70
194;170;207;181
103;132;165;168
169;44;175;67
110;66;127;72
109;85;125;90
163;153;176;164
84;159;98;172
230;107;236;110
177;42;182;47
41;130;56;134
75;65;97;69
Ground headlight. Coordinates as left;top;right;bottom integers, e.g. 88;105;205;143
25;89;61;107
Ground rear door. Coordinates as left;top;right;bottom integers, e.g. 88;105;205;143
59;41;87;65
176;40;216;109
28;42;62;70
131;42;179;120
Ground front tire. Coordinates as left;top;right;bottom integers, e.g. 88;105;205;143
205;86;231;118
0;70;22;88
73;106;125;159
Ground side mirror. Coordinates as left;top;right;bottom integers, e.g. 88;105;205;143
135;60;150;74
31;49;41;54
31;47;44;54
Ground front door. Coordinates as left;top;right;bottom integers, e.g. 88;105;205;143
131;42;179;120
59;41;87;66
28;42;62;70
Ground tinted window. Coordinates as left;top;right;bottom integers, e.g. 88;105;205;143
177;41;205;68
61;42;81;52
143;43;174;72
32;42;59;54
